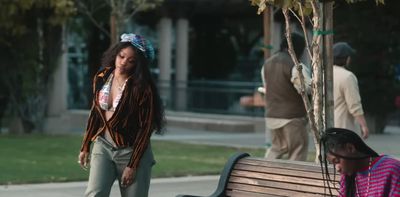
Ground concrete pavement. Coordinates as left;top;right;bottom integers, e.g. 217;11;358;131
1;114;400;196
0;176;219;197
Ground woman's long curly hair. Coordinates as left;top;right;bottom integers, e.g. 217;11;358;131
101;42;165;134
319;128;378;197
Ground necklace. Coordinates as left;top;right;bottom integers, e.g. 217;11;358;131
355;157;372;197
113;75;127;91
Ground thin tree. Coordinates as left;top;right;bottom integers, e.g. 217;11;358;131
250;0;384;162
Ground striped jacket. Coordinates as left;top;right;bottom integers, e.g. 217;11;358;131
80;66;155;169
339;155;400;197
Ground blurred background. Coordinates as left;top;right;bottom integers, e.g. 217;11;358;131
0;0;399;135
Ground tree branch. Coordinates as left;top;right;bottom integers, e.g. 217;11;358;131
75;0;110;37
124;4;144;24
91;2;107;13
289;4;312;60
109;0;115;8
123;0;130;11
283;8;320;163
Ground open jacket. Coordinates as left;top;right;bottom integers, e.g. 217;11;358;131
80;66;155;169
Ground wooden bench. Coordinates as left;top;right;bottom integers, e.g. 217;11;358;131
177;153;340;197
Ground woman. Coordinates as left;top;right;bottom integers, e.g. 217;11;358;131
78;33;164;197
320;128;400;197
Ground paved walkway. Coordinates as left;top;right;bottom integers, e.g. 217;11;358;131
0;176;219;197
1;118;400;196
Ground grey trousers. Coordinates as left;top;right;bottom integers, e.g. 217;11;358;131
85;137;155;197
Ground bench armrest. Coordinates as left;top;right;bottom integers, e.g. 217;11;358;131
175;152;250;197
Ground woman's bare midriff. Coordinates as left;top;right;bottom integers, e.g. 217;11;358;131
102;110;116;146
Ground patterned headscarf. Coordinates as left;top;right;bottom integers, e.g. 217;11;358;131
120;33;155;62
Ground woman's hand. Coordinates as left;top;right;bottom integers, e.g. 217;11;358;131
121;166;136;187
78;151;90;170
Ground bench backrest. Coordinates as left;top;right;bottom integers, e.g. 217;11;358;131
225;156;340;197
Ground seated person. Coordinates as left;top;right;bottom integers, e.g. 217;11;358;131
320;128;400;197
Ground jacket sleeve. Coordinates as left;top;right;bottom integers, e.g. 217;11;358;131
80;73;101;153
80;101;100;152
127;87;154;168
343;74;364;117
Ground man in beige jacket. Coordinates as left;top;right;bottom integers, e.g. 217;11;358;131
333;42;369;139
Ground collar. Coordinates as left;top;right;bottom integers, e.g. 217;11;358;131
358;155;384;172
94;66;114;93
96;66;114;79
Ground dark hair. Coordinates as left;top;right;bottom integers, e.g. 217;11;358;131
101;42;165;133
333;56;348;67
319;128;379;197
280;32;305;59
101;42;132;69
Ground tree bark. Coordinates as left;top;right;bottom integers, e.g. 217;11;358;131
323;1;334;130
263;6;272;59
110;13;118;45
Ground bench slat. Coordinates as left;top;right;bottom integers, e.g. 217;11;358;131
228;176;339;195
234;163;340;181
230;170;339;188
227;183;326;197
238;158;336;174
226;189;284;197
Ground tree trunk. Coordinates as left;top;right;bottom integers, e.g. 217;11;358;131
263;6;272;59
310;1;324;163
323;2;334;130
110;13;118;45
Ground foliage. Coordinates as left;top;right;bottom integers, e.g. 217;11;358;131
0;0;75;36
250;0;312;15
250;0;384;15
0;0;75;133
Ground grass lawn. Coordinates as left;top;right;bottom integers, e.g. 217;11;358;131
0;135;264;185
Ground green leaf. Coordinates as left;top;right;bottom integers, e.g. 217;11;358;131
282;0;294;9
376;0;385;5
